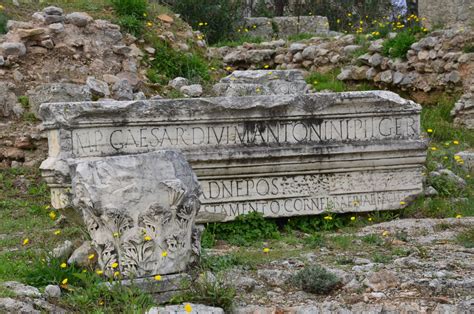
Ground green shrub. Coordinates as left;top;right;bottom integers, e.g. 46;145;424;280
110;0;148;19
172;274;235;312
116;15;144;36
200;254;245;273
147;41;210;84
463;43;474;53
172;0;243;45
382;31;417;59
0;12;7;35
456;227;474;248
202;212;280;246
290;265;341;294
21;256;83;288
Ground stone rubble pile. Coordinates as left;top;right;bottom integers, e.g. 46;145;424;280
210;27;474;95
0;6;145;118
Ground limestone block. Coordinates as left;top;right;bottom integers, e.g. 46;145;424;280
70;151;201;277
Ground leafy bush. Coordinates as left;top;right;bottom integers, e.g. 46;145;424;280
382;31;417;59
111;0;148;19
202;212;280;246
0;12;7;35
286;214;345;233
171;0;243;45
147;41;210;84
290;265;341;294
116;15;144;36
200;254;245;273
172;274;235;312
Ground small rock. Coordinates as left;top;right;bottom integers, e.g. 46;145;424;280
289;43;307;54
133;92;146;100
2;281;41;298
66;12;93;27
112;79;134;101
44;15;65;25
363;270;400;291
0;42;27;57
392;71;404;84
257;269;292;286
68;241;94;267
380;70;393;83
51;240;74;259
16;28;46;38
168;77;190;90
48;22;65;32
0;298;39;313
342;45;362;54
41;39;54;49
112;45;132;56
86;77;110;97
3;148;25;161
144;47;156;54
368;39;384;52
43;6;63;16
180;84;203;97
157;14;174;24
14;136;34;150
44;285;61;298
369;53;383;67
354;257;371;265
425;186;438;196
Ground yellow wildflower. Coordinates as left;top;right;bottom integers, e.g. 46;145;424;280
143;13;147;17
336;19;340;24
61;278;68;285
111;262;119;269
82;269;87;273
368;217;373;222
204;22;208;26
54;230;61;235
49;211;57;220
114;271;120;277
263;247;270;253
22;238;29;246
400;201;406;205
162;251;168;257
264;64;269;69
347;13;352;17
313;80;318;85
0;5;4;10
96;270;104;275
350;216;356;221
225;66;232;71
455;214;462;219
146;22;153;27
154;275;162;281
323;215;333;220
453;140;459;145
144;235;152;241
184;304;192;313
430;147;437;151
99;300;105;306
382;230;389;237
113;232;120;238
198;22;204;26
244;28;249;32
252;25;257;29
88;254;95;260
427;128;433;133
60;262;67;269
256;88;261;93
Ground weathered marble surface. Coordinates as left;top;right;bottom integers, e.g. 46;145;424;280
40;91;427;222
213;70;310;96
70;151;201;277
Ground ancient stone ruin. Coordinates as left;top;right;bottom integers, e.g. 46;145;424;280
40;89;427;223
70;150;201;278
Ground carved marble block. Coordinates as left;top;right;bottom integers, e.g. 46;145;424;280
70;151;201;278
40;91;427;222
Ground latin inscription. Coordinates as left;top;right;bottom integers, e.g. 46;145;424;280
198;190;417;221
71;116;419;157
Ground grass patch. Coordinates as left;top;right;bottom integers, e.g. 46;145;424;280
463;43;474;53
213;35;264;47
146;41;210;84
456;227;474;248
287;33;315;42
306;70;347;92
